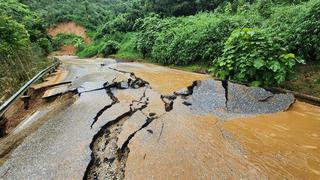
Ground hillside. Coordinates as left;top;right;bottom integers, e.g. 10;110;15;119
1;1;320;179
0;0;50;103
2;0;320;101
48;22;91;55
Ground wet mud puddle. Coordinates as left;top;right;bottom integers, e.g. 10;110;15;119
0;56;319;179
223;102;320;179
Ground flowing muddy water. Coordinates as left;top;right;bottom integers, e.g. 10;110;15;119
1;56;320;179
110;60;320;179
223;101;320;179
110;63;210;94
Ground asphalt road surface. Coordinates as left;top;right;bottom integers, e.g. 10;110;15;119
0;56;319;179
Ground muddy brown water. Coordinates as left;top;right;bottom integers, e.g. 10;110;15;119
110;63;210;95
111;60;320;179
1;56;319;179
223;101;320;178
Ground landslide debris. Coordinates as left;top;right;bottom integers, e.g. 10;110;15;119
83;68;295;180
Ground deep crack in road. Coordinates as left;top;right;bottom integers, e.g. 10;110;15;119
1;56;319;179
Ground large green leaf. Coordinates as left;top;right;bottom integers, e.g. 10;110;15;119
253;58;265;69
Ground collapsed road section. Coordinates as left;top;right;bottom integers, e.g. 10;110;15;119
83;66;295;179
0;56;319;180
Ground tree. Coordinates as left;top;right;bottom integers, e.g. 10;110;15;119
0;15;29;55
142;0;225;16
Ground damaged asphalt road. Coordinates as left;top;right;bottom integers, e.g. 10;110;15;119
1;56;319;179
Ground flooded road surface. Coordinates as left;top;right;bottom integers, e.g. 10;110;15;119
0;56;319;179
223;102;320;179
109;63;210;95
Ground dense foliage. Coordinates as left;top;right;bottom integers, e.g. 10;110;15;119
212;28;302;86
52;33;84;52
0;0;50;100
136;13;261;65
1;0;51;55
142;0;227;16
291;1;320;61
1;0;318;96
0;15;29;54
52;0;317;86
102;40;120;56
19;0;144;30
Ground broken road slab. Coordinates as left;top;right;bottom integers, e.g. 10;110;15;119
1;56;319;180
186;79;295;120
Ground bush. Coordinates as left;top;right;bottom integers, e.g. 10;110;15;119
151;15;239;65
36;37;52;55
115;32;141;59
77;40;105;58
52;33;84;51
94;15;127;40
78;32;125;58
211;28;303;86
103;40;120;56
263;0;316;61
136;15;163;58
0;15;29;55
0;5;50;99
136;12;261;65
292;1;320;61
0;0;51;55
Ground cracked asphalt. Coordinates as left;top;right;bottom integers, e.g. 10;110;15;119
1;56;319;179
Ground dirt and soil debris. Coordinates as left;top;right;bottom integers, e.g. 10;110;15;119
48;22;91;56
83;66;295;179
48;22;91;44
1;57;319;179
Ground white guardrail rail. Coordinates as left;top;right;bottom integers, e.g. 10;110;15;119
0;58;60;118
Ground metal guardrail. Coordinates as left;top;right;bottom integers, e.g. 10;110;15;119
0;58;60;117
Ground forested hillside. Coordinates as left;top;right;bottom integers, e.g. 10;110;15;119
0;0;51;102
1;0;320;101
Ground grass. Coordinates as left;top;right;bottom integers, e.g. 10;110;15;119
168;62;210;74
112;32;142;60
0;54;50;103
77;39;105;58
78;31;320;98
113;32;212;73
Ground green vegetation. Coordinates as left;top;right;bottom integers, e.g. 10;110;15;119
77;32;125;58
52;33;84;52
211;28;302;86
1;0;320;100
291;1;320;61
114;32;142;60
19;0;143;31
20;0;320;91
102;40;120;56
136;13;261;65
0;0;50;101
142;0;229;16
1;0;51;54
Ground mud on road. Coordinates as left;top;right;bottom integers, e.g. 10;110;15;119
0;56;319;179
